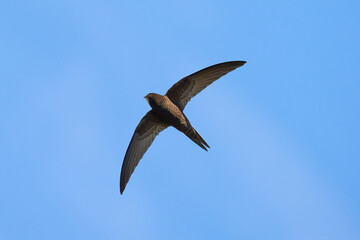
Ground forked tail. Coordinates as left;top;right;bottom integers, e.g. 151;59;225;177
184;127;210;151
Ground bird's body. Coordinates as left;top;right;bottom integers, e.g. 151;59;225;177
145;93;209;151
146;93;187;128
120;61;246;194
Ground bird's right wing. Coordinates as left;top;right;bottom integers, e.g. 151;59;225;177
166;61;246;111
120;110;169;194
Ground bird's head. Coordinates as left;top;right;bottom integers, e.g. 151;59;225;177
144;93;154;104
144;93;163;107
145;93;161;106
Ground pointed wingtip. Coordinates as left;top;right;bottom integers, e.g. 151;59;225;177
120;181;125;195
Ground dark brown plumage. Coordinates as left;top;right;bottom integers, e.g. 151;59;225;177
120;61;246;194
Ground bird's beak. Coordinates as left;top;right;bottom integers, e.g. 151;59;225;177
144;95;149;103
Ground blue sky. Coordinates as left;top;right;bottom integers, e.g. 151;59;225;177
1;0;359;239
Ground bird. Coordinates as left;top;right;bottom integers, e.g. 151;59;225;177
120;61;246;194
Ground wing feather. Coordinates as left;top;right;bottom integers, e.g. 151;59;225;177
120;110;168;194
166;61;246;110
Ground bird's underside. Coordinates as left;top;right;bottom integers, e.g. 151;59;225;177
120;60;246;194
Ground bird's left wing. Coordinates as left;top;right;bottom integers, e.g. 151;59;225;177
120;110;169;194
166;61;246;111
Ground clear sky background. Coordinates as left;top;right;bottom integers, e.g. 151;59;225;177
1;0;359;239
